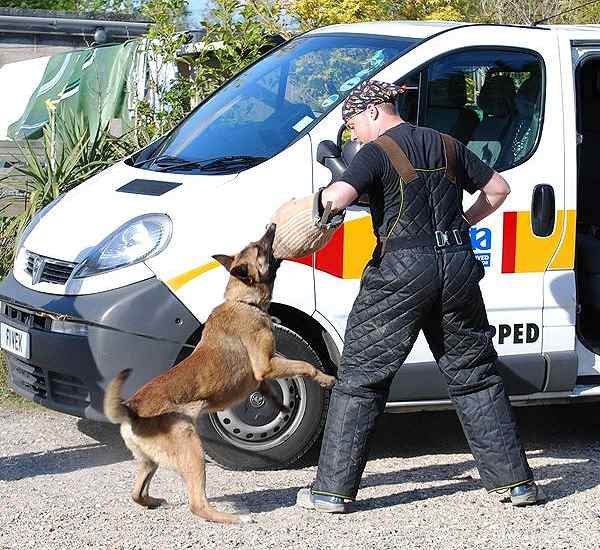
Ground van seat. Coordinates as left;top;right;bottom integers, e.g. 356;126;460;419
425;73;479;144
467;74;516;169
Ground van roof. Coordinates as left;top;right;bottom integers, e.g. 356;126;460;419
306;20;600;40
306;20;465;39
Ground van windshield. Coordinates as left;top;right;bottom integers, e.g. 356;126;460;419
143;34;416;173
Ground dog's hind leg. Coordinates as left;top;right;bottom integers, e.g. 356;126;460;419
131;459;166;509
179;424;252;524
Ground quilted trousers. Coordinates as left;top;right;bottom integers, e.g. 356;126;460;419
312;247;533;499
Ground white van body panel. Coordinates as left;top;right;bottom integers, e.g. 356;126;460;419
308;25;570;361
146;136;317;322
9;22;600;412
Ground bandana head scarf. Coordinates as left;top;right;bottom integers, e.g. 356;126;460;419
342;80;405;123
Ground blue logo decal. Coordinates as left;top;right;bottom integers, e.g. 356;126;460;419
470;227;492;267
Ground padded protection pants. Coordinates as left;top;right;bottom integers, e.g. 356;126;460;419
313;247;533;499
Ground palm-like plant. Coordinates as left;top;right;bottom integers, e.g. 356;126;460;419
0;110;135;278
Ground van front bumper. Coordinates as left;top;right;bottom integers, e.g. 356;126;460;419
0;273;201;421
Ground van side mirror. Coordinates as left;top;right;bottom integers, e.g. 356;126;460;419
342;140;361;166
317;140;347;182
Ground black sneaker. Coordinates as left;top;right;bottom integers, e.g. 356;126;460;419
296;488;347;513
510;482;546;506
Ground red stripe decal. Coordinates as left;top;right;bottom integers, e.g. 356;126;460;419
315;225;344;278
291;254;313;267
502;211;517;273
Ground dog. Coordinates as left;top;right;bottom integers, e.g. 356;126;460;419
104;223;336;524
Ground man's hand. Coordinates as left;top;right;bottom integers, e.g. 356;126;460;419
321;181;359;212
463;172;510;226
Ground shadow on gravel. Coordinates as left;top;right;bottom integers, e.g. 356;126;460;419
215;404;600;513
0;419;130;481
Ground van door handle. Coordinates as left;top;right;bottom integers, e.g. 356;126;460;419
531;184;555;237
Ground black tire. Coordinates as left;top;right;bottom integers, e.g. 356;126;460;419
197;324;330;470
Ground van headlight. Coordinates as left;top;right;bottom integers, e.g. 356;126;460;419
73;213;172;278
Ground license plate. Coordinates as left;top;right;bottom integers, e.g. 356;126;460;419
0;323;30;359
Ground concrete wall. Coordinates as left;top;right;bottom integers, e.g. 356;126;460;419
0;33;92;69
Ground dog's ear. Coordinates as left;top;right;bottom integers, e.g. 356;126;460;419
230;263;254;285
212;254;234;272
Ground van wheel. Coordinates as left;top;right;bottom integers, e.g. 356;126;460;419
196;324;330;470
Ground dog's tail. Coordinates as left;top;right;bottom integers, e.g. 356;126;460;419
104;369;133;424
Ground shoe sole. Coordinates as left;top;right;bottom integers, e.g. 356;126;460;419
296;491;346;513
511;486;546;507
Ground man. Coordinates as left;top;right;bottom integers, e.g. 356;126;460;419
297;80;545;512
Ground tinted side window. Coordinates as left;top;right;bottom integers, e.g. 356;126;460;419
422;50;543;171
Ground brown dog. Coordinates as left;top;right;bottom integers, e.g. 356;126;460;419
103;224;335;524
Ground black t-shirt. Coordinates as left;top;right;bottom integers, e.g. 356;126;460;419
341;123;494;237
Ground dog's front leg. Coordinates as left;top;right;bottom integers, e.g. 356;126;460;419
263;356;336;388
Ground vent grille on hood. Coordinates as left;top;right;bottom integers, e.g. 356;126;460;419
116;179;182;196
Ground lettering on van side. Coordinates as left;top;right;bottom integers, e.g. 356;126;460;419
470;227;491;267
489;323;540;345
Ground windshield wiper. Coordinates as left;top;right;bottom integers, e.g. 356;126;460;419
134;155;209;172
133;154;267;172
199;155;267;171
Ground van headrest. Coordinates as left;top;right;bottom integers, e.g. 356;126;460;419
515;75;540;115
429;73;467;108
477;74;516;117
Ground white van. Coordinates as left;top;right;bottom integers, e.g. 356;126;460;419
2;21;600;470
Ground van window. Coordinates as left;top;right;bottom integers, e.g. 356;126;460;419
147;34;416;173
406;49;543;171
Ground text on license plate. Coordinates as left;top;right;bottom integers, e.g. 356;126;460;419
0;323;30;359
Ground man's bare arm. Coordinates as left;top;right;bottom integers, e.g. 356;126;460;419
463;172;510;226
321;181;359;211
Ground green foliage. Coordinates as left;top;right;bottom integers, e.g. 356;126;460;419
78;0;142;13
284;0;475;29
0;0;77;9
0;354;30;406
0;0;145;12
0;110;134;278
135;0;288;143
193;0;290;96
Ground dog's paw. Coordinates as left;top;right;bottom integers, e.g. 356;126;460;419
145;497;167;509
318;374;336;388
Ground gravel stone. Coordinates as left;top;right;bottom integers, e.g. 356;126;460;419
1;403;599;549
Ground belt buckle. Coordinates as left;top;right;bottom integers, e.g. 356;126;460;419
452;229;463;245
435;230;449;247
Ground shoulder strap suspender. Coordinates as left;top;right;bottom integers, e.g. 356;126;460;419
374;134;418;184
440;133;457;185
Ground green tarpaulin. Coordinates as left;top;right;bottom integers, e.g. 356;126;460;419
8;40;140;140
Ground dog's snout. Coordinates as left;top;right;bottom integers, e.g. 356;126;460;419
263;223;277;246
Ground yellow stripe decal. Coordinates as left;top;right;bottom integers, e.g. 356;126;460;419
167;260;220;291
550;209;576;270
514;210;576;273
342;217;377;279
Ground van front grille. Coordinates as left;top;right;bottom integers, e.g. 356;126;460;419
49;371;90;407
9;360;48;399
8;360;90;407
25;251;77;285
1;302;49;330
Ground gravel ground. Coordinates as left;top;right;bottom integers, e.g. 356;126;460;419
1;402;600;550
